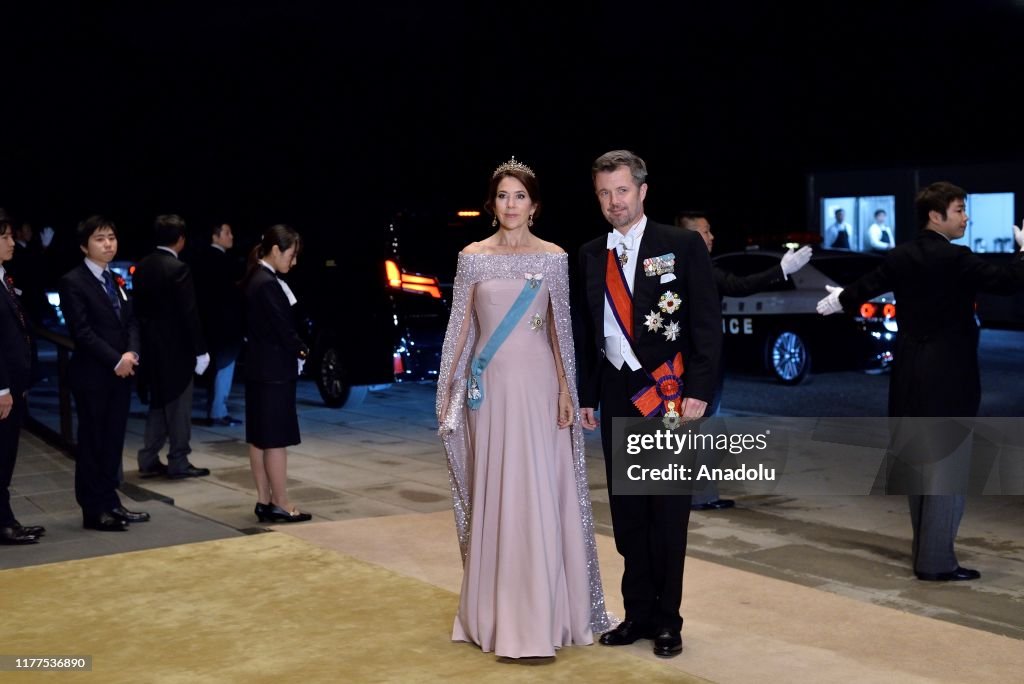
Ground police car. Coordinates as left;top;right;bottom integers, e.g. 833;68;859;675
714;249;897;384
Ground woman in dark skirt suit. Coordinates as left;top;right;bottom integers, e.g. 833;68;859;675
242;225;311;523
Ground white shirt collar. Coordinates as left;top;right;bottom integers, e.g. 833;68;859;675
83;257;110;281
157;245;179;258
258;258;275;273
211;243;227;253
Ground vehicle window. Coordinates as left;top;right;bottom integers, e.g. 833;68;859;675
813;256;884;286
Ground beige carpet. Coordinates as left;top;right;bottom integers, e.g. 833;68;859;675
280;511;1024;684
1;532;701;683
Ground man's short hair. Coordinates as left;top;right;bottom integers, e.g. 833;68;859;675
154;214;187;246
675;210;708;228
0;208;12;235
77;215;117;247
592;150;648;187
915;182;967;230
211;222;230;239
874;209;887;219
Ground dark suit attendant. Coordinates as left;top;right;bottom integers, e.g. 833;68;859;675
243;225;311;524
820;181;1024;581
0;211;46;544
191;223;245;426
677;211;812;509
133;214;211;480
577;151;721;658
59;216;149;531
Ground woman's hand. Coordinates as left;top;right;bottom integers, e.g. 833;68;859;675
557;392;574;429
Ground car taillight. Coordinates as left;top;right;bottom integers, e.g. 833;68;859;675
860;303;877;319
393;352;405;375
883;303;896;319
859;301;896;320
384;259;442;298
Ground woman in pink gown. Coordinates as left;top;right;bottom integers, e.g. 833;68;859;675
437;158;613;659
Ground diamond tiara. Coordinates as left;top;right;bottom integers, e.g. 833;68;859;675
492;156;535;179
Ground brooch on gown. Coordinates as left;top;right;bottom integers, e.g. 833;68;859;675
530;313;544;330
525;272;544;289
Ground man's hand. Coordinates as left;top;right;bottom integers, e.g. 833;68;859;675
114;352;138;378
780;245;813;278
680;397;707;420
816;285;844;315
195;353;211;376
40;226;55;248
580;407;599;431
0;393;13;420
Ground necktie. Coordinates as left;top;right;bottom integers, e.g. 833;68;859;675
102;271;122;315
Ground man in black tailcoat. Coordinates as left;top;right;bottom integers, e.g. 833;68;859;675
818;181;1024;581
577;150;721;657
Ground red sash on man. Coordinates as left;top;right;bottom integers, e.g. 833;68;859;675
605;249;634;344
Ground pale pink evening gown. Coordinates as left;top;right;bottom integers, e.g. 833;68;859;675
451;278;594;658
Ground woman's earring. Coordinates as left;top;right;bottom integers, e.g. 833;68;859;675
528;214;534;227
492;217;497;227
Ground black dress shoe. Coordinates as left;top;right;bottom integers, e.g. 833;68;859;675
0;525;39;545
691;498;735;511
254;502;271;521
258;504;312;523
167;464;211;479
598;620;656;646
139;462;168;478
13;520;46;537
915;566;981;582
653;628;683;657
83;512;129;532
111;506;151;523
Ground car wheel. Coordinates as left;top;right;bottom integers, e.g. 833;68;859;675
765;330;811;385
312;343;367;408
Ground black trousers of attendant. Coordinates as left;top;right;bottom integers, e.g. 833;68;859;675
72;375;130;516
599;360;691;632
0;392;26;525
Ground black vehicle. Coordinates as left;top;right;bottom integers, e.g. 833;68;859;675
714;249;897;384
292;209;484;407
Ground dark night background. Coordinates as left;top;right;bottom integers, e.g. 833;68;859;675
4;1;1024;267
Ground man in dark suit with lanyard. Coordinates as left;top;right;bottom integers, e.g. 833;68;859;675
578;150;721;657
0;209;46;544
59;215;149;531
818;181;1024;581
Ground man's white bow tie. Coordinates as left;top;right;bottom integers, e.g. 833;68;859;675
607;231;638;251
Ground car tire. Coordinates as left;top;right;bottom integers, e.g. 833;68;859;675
765;330;811;385
312;341;367;408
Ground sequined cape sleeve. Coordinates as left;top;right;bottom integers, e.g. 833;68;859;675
436;252;614;633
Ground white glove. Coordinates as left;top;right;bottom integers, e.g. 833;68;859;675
40;226;55;248
1015;221;1024;250
816;285;844;316
780;245;812;278
195;353;211;375
297;358;306;375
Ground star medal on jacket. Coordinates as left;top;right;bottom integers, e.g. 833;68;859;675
662;321;680;341
529;313;543;331
644;310;664;332
658;290;681;314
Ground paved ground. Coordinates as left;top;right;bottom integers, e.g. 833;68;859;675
7;375;1024;640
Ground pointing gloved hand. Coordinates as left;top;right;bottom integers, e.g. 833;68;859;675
816;285;844;315
780;245;813;278
40;226;55;248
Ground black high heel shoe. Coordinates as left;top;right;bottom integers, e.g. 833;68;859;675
255;502;272;522
260;503;312;523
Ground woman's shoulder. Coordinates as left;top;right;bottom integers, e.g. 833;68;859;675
534;238;566;255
